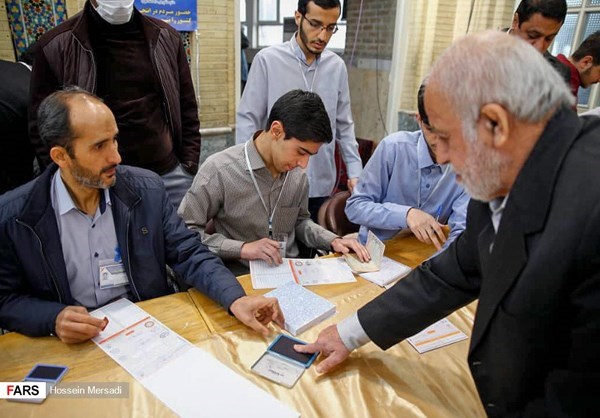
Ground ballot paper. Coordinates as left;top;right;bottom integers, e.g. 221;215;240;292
90;299;298;418
359;257;412;287
250;257;356;289
344;231;385;273
265;282;336;336
407;318;468;354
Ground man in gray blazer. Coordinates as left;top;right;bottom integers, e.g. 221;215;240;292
297;31;599;417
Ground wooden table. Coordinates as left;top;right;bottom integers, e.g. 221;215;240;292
0;233;485;417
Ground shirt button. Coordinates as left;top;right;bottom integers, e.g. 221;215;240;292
471;361;482;366
425;184;430;188
94;252;99;258
92;224;95;228
486;403;496;408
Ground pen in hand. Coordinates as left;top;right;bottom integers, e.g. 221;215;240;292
435;205;443;222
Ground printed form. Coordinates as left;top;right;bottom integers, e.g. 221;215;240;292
90;299;298;418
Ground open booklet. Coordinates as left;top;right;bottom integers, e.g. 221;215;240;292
344;231;385;273
249;257;356;289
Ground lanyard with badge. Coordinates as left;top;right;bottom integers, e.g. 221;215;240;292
244;141;290;256
98;246;129;289
416;137;451;210
289;41;319;92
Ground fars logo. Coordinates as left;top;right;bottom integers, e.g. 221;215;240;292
0;382;47;399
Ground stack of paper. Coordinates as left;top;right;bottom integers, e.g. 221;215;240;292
359;256;412;287
265;282;336;336
250;258;356;289
407;318;468;354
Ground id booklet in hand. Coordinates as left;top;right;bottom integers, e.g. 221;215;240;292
344;230;385;273
251;334;318;388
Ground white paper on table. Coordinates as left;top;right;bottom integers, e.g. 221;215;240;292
250;258;356;289
143;347;299;418
407;318;468;354
250;259;295;289
359;257;412;287
91;299;299;418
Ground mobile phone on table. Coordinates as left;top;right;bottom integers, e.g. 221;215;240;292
8;364;69;404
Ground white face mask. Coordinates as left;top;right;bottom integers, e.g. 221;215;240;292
94;0;135;25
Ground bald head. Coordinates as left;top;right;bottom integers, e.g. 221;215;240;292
38;87;111;157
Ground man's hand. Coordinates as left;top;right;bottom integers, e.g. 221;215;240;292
406;208;446;250
347;177;359;194
331;238;371;262
240;238;283;265
55;306;106;344
294;325;351;373
230;295;285;336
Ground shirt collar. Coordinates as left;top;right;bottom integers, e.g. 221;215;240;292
245;132;267;171
290;33;319;68
53;169;111;216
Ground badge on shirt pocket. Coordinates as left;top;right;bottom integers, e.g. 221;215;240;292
99;259;129;289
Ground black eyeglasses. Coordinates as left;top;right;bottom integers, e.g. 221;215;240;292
302;14;339;34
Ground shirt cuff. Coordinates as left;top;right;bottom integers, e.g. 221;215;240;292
337;313;371;351
344;160;363;179
219;238;244;259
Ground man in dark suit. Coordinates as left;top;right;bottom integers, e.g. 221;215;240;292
297;31;599;417
0;58;35;194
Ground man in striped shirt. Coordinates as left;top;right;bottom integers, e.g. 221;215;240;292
179;90;369;274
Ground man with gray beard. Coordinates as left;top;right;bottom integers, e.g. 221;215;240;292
297;31;599;417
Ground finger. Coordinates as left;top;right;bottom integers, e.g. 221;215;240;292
294;342;320;354
266;299;285;327
427;227;442;251
353;244;370;262
315;353;346;374
63;310;105;328
58;321;102;341
432;224;447;243
245;317;270;336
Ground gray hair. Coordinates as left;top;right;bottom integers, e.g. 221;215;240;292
427;31;574;142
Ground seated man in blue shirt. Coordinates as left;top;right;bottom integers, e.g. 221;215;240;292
0;87;283;343
345;83;469;251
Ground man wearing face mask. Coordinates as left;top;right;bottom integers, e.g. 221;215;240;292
28;0;201;208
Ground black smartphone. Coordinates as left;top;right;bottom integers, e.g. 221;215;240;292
24;364;69;383
267;334;318;368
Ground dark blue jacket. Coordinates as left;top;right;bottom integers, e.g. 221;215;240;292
0;164;245;336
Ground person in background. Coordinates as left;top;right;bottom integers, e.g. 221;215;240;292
236;0;362;221
345;83;468;252
0;88;282;342
297;31;599;417
28;0;201;208
0;44;37;194
180;90;369;275
557;31;600;102
508;0;571;83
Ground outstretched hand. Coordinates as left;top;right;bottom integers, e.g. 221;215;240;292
294;325;351;373
230;295;285;336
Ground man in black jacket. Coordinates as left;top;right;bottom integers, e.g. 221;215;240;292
29;0;201;208
298;31;599;417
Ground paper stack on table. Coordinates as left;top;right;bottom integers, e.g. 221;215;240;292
250;257;356;289
265;282;336;336
359;256;412;287
344;231;385;273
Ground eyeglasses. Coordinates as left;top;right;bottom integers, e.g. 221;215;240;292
302;14;338;34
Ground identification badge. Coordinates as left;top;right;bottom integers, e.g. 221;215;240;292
99;259;129;289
